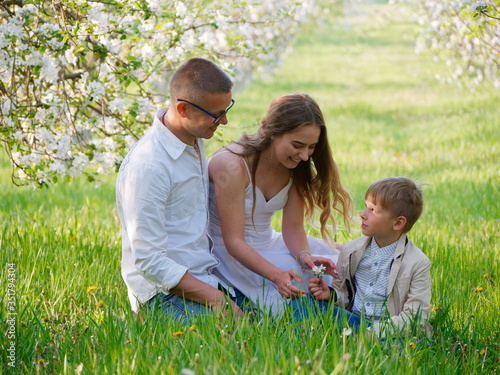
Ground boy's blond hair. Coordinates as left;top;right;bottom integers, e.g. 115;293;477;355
366;177;423;233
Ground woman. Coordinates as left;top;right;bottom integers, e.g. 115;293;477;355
208;93;353;316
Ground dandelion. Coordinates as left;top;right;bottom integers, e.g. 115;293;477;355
433;306;438;312
189;325;196;332
173;331;184;337
97;301;104;309
342;327;353;337
87;286;98;293
480;349;486;356
476;287;483;292
410;342;416;350
484;273;489;278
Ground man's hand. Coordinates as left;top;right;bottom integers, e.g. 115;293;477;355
213;294;244;319
170;272;244;319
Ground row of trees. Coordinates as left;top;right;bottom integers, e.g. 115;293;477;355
1;0;498;187
0;0;317;186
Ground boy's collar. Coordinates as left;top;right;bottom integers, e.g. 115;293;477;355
393;233;408;258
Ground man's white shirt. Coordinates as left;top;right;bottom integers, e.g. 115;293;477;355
116;109;220;312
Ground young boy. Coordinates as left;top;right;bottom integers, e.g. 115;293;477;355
306;177;431;338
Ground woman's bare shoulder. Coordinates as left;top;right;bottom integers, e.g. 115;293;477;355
209;144;249;183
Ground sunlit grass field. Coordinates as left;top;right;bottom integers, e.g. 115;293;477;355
1;4;499;374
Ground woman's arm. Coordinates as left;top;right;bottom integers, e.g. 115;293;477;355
282;183;337;276
209;152;302;298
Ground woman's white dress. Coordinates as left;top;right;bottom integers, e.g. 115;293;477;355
208;154;340;316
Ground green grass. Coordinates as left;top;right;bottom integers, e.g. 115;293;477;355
1;3;500;373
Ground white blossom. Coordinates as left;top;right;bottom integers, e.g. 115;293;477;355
137;97;152;119
147;0;163;15
70;153;90;176
36;169;47;183
104;117;119;133
88;81;106;101
18;169;27;180
56;135;71;157
109;98;128;113
36;128;56;145
141;44;156;60
0;33;7;49
1;98;12;114
176;2;188;18
49;160;67;176
3;117;14;127
2;0;317;185
470;1;487;12
13;131;25;141
65;48;78;65
40;56;59;82
311;264;327;277
30;152;43;164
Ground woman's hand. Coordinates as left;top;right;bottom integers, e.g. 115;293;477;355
308;277;331;301
271;269;304;299
299;254;338;278
312;256;338;278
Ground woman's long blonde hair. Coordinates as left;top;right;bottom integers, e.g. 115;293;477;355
233;92;353;242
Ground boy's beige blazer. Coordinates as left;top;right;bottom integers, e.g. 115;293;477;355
331;234;432;338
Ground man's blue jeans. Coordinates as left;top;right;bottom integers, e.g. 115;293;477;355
290;294;364;329
145;285;250;324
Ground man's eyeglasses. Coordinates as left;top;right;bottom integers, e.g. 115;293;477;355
177;98;235;124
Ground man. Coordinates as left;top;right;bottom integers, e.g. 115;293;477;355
116;58;242;321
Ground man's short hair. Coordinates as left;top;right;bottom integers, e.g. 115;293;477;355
366;177;423;233
169;58;233;105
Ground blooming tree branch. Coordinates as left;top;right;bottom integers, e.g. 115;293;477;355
408;0;500;88
471;1;500;19
0;0;317;187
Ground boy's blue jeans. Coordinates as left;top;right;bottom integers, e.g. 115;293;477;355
145;285;250;324
290;294;365;329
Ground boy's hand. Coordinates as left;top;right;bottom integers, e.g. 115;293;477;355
308;277;331;301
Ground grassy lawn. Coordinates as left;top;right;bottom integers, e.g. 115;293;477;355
1;3;499;374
